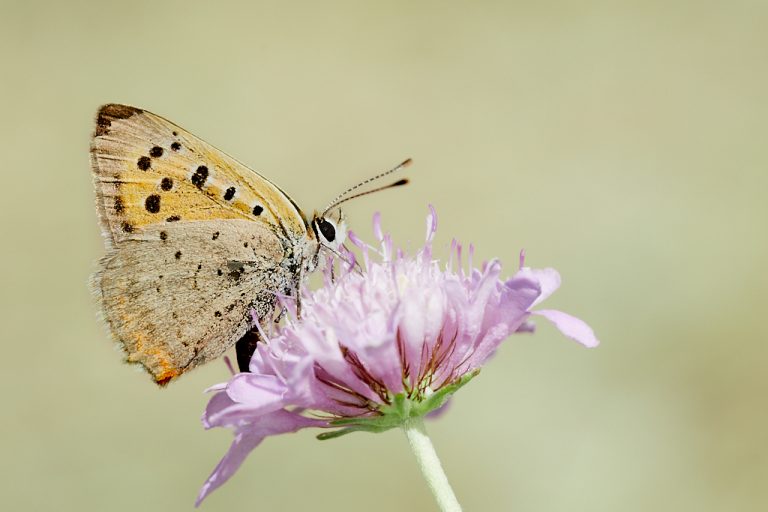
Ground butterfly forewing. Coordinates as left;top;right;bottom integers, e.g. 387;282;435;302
91;104;308;243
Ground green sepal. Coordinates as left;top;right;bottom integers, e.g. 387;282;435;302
316;423;392;440
316;369;480;441
415;369;479;416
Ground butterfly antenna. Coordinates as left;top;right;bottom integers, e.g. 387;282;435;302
322;158;412;214
323;178;409;216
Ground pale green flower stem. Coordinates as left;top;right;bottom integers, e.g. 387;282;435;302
402;417;462;512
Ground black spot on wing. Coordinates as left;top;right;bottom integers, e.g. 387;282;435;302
191;166;208;188
171;142;181;151
137;156;151;170
166;215;181;222
224;187;236;201
145;194;161;213
252;205;263;216
227;262;245;281
114;197;124;214
159;231;167;240
121;222;133;233
160;177;173;191
149;146;164;158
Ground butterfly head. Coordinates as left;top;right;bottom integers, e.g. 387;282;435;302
311;210;347;252
307;158;411;262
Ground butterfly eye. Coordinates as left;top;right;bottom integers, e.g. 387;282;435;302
317;218;336;243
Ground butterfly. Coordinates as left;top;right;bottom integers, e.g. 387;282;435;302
90;104;409;386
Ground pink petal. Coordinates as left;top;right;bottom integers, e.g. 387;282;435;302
426;205;438;243
202;375;291;429
463;322;513;369
373;212;384;241
515;267;561;307
195;429;264;506
515;321;536;333
226;374;287;410
532;309;600;348
203;381;228;394
347;230;366;250
196;411;324;506
463;260;502;338
202;391;237;429
501;275;541;313
202;391;274;430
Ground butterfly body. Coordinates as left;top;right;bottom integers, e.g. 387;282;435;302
91;105;336;385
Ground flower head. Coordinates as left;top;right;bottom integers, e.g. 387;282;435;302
196;206;598;505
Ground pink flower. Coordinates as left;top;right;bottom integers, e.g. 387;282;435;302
196;206;598;505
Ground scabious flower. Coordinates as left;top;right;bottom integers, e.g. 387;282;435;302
197;206;598;508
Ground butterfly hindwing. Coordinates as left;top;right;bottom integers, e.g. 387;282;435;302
94;220;292;385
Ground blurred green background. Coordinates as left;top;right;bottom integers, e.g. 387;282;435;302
1;1;766;510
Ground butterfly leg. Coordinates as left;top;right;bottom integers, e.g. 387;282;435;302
235;306;285;372
235;329;260;373
295;292;303;319
295;266;306;319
